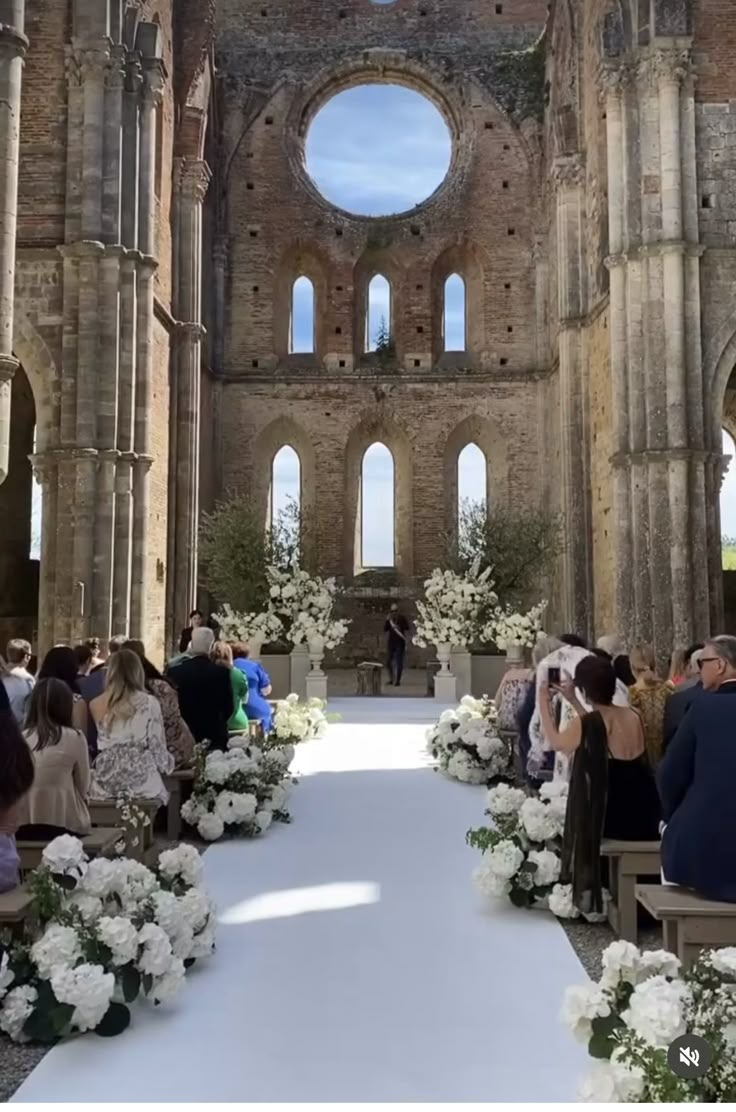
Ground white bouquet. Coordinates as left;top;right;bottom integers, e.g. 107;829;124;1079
414;560;497;649
272;693;330;743
482;600;548;650
0;836;215;1044
564;941;736;1101
212;603;283;645
426;695;509;783
267;562;349;649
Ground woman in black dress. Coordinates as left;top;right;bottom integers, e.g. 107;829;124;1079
539;654;660;916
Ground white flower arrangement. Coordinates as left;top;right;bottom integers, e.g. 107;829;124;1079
426;695;509;784
482;600;548;650
564;941;736;1101
467;780;578;916
182;739;294;842
267;563;349;650
272;693;330;744
212;602;283;646
413;561;498;649
0;836;215;1044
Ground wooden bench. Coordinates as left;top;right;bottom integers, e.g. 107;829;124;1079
357;662;383;696
601;840;661;942
89;799;160;863
163;769;194;841
0;884;35;931
17;827;124;874
636;883;736;968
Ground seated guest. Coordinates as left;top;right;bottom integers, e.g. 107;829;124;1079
74;641;94;679
628;644;672;767
90;649;173;806
85;637;105;671
17;678;91;838
123;639;194;768
540;655;660;915
167;627;233;751
516;636;561;787
232;642;273;733
662;645;704;752
495;652;534;737
2;638;35;726
38;646;88;735
668;647;688;686
211;640;249;734
0;683;34;892
179;608;204;654
559;633;588;649
78;634;128;757
658;636;736;903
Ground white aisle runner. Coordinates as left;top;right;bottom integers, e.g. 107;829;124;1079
13;699;588;1103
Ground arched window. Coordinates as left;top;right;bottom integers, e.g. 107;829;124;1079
30;425;41;561
444;273;466;352
366;274;391;352
722;429;736;570
361;442;395;567
457;442;487;539
271;445;301;546
290;276;315;354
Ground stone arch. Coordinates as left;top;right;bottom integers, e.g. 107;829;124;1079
12;311;57;452
252;416;317;565
709;321;736;451
443;415;509;541
344;411;413;577
274;242;330;364
353;248;405;361
431;241;486;364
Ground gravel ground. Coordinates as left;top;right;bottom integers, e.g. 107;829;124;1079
561;918;664;981
0;1040;47;1102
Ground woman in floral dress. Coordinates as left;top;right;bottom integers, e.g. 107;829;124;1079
89;650;173;806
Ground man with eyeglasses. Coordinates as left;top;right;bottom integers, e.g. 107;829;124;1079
657;636;736;903
662;643;704;752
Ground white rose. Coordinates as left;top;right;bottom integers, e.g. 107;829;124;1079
0;984;38;1042
158;844;203;889
528;849;561;888
622;975;689;1048
96;916;139;966
137;922;174;977
31;924;83;979
42;834;88;880
578;1060;646;1103
561;983;612;1042
198;812;225;841
51;963;115;1033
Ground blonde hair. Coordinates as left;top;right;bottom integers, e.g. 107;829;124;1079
630;644;659;686
668;647;687;682
103;648;145;724
210;640;233;668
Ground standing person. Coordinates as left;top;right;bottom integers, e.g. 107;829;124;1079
123;640;194;769
179;609;205;654
17;678;91;838
167;627;233;751
2;638;35;726
658;636;736;902
211;641;249;734
539;655;660;916
89;649;173;806
38;646;88;735
628;644;673;767
232;643;273;733
384;603;410;687
0;683;34;893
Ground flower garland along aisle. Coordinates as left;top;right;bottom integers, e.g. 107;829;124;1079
181;696;330;842
425;696;510;784
563;940;736;1102
413;561;497;656
0;837;215;1043
267;564;349;652
467;780;579;917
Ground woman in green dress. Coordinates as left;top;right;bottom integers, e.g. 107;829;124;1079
211;641;249;734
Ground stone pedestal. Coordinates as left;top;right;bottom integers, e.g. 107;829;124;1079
289;645;309;699
306;641;327;702
434;671;457;703
450;647;472;698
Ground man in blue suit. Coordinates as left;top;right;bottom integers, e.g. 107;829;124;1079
657;636;736;903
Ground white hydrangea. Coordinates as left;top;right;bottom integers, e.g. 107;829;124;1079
561;983;612;1043
215;790;258;824
78;857;118;899
158;844;203;889
198;812;225;841
181;796;206;825
50;963;115;1033
65;892;103;925
636;949;682;982
41;834;88;880
486;783;527;817
621;975;689;1048
31;924;83;979
578;1060;646;1103
96;916;139;966
269;784;288;810
256;810;272;833
0;984;38;1041
600;940;644;989
473;860;512;899
710;948;736;977
150;957;186;1003
0;950;14;999
137;923;174;977
519;796;563;843
150;889;183;938
188;921;217;959
548;883;579;919
485;839;524;880
178;888;213;934
445;750;487;784
528;848;561;887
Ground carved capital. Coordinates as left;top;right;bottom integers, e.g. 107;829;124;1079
29;451;56;486
719;453;732;492
142;58;166;106
176;158;212;203
653;47;692;87
552;154;585;191
599;61;630;97
0;353;18;384
106;43;126;91
0;23;28;58
77;45;111;85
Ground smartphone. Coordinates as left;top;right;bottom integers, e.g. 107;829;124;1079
547;666;561;686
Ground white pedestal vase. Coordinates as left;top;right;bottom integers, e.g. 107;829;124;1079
305;640;328;701
434;643;457;703
289;644;309;699
504;643;525;670
451;646;472;699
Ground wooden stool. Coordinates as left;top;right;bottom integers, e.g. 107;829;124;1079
636;883;736;968
17;827;124;874
163;769;195;841
357;662;383;696
601;839;661;942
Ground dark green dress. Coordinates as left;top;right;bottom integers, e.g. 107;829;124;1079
228;667;249;733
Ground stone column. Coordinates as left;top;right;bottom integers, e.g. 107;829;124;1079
212;234;228;375
113;252;137;633
0;2;27;485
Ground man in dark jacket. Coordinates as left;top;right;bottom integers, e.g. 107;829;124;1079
662;644;704;752
658;636;736;903
167;627;233;751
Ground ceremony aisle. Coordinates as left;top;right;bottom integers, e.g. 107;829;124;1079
12;698;589;1103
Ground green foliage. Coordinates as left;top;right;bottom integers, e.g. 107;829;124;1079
722;539;736;570
451;499;563;605
374;315;397;366
96;1002;131;1037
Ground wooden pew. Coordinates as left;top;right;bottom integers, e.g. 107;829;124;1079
163;769;194;841
89;799;160;863
636;883;736;968
601;839;661;942
16;826;124;874
0;884;34;926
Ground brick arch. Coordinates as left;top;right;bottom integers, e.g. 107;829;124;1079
353;247;406;360
443;414;509;541
13;311;57;452
431;241;486;363
274;242;331;364
344;411;413;577
252;416;317;565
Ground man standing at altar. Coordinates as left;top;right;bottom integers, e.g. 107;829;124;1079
384;603;410;687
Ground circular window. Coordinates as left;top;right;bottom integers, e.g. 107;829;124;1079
305;84;452;217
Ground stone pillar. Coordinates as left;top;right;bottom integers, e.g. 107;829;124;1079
113;253;137;634
212;234;228;375
0;3;27;485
